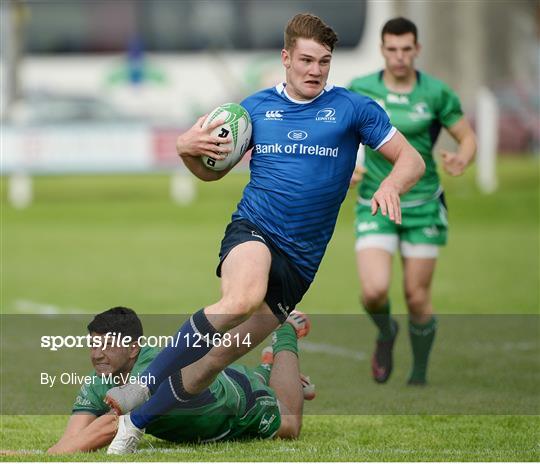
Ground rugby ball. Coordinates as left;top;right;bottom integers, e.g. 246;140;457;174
201;103;252;171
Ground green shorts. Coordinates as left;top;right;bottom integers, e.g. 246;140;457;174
146;364;281;443
355;194;448;254
223;365;281;441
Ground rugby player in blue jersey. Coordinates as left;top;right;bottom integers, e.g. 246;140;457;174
105;13;425;454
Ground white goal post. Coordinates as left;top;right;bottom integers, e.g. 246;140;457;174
476;86;499;194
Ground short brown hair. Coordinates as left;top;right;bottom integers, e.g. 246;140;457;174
284;13;338;52
381;17;418;43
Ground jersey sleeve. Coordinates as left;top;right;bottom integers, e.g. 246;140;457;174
437;82;464;128
354;97;395;150
71;381;109;416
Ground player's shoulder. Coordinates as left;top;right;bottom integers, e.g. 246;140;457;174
417;71;457;96
327;85;383;117
327;85;375;106
241;87;280;113
349;71;381;92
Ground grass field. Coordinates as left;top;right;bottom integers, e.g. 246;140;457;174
1;157;539;461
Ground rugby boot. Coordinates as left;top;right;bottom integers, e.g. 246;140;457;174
107;414;144;455
371;319;399;384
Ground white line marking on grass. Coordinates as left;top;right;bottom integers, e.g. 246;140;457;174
471;340;538;352
0;449;43;455
136;447;198;454
13;299;87;314
299;340;366;361
136;447;302;455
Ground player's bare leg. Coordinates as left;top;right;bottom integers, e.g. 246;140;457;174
181;303;280;394
402;256;437;385
205;240;273;331
106;240;273;413
402;256;436;323
106;243;278;454
356;247;398;383
107;304;280;455
357;248;393;310
179;239;281;393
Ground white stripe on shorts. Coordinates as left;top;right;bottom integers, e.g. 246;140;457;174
355;235;440;258
355;234;398;254
400;241;439;258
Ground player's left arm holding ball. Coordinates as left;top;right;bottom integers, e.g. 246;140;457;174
176;114;234;181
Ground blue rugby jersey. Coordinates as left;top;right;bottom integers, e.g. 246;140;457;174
233;83;395;282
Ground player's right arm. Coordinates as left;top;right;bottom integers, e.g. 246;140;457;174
47;413;118;454
176;115;234;181
373;130;425;224
354;96;425;224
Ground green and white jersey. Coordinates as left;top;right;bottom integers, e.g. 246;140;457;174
349;71;463;204
72;346;280;442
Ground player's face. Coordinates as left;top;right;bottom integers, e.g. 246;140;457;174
381;33;420;79
282;38;332;101
89;332;138;376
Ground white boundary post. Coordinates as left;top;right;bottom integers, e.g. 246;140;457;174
8;172;33;209
170;171;196;205
476;86;499;194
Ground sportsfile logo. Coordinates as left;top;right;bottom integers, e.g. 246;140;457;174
265;110;284;120
315;107;336;122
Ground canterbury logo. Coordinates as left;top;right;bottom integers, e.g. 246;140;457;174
265;110;283;119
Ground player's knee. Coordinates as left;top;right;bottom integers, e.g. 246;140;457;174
404;286;429;314
218;295;261;321
361;284;389;308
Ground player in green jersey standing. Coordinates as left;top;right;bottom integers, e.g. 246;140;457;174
47;307;314;454
349;17;476;385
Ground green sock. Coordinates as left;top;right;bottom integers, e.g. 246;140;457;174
272;322;298;357
253;324;298;385
365;301;395;341
408;316;437;383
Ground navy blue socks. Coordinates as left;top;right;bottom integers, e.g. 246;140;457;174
142;308;220;395
130;372;214;429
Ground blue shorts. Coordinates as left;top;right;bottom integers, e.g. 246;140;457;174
216;219;310;323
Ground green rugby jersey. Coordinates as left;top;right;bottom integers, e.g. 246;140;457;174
349;71;463;204
72;346;280;442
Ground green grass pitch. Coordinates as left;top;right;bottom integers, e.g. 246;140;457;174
1;157;538;461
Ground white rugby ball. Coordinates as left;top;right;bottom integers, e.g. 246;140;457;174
201;103;252;171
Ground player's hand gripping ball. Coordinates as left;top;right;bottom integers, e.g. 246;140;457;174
202;103;252;171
